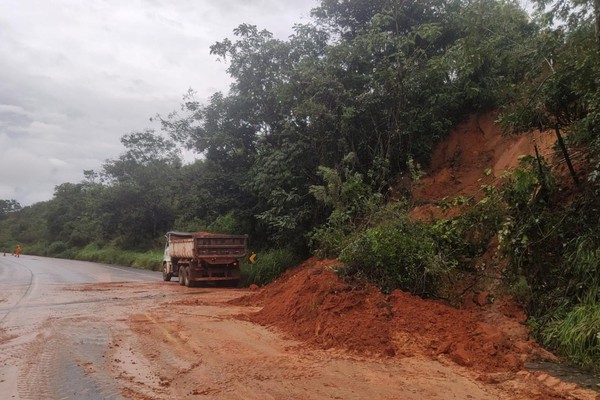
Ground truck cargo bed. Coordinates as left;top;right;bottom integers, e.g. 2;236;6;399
166;231;248;261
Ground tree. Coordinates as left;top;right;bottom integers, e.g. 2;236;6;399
98;130;182;248
499;2;600;186
0;199;22;219
532;0;600;47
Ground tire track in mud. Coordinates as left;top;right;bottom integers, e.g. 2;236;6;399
17;319;124;400
16;330;58;400
110;312;201;398
0;258;178;399
0;259;40;398
0;292;172;314
56;322;121;399
116;307;323;399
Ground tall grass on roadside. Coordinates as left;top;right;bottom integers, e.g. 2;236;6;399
541;290;600;373
239;247;301;287
74;243;162;271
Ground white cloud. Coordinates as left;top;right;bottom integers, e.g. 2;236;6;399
0;104;30;116
0;0;317;205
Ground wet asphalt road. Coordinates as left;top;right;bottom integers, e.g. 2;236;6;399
0;254;161;399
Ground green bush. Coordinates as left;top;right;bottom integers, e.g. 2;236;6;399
0;241;18;255
309;200;409;259
240;247;301;286
130;251;163;270
308;159;386;258
509;275;532;307
46;241;69;257
207;211;252;235
68;228;93;248
340;218;445;296
430;217;487;271
0;240;43;256
497;156;600;371
308;210;352;258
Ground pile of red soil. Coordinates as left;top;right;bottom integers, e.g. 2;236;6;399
233;259;551;373
234;258;395;356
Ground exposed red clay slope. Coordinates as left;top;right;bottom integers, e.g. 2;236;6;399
411;112;556;220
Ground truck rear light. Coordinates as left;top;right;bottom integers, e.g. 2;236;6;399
233;261;238;267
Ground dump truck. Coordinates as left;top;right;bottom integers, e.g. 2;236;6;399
162;231;248;287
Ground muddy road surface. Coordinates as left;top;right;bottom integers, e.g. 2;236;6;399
0;255;597;400
0;254;159;399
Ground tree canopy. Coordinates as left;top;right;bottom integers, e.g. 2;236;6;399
1;0;597;254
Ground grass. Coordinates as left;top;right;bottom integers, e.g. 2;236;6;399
239;247;301;287
1;240;162;271
73;243;162;271
541;292;600;373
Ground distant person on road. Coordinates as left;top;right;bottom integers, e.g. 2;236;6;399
15;244;21;258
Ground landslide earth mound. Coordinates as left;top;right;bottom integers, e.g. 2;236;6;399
232;113;599;398
233;259;598;399
233;258;549;373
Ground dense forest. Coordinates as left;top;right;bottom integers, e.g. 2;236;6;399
1;0;599;371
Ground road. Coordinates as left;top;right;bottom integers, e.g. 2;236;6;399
0;255;597;400
0;254;160;399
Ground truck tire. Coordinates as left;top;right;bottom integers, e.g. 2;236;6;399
179;268;186;286
162;264;171;282
184;268;193;287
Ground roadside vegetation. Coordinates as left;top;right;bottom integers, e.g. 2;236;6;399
239;247;301;287
1;0;599;373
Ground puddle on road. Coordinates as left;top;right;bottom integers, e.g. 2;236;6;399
526;361;600;393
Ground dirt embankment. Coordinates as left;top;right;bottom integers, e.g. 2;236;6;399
231;113;599;399
235;113;559;373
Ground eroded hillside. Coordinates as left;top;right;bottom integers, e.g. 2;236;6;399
231;114;599;399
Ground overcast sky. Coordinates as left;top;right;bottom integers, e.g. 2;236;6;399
0;0;317;206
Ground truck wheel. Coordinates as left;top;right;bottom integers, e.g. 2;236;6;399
184;268;193;287
179;268;186;286
162;264;171;282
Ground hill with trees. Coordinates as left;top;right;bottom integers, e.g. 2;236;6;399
1;0;599;373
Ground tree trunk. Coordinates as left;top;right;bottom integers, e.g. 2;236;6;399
554;125;579;187
534;145;549;201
